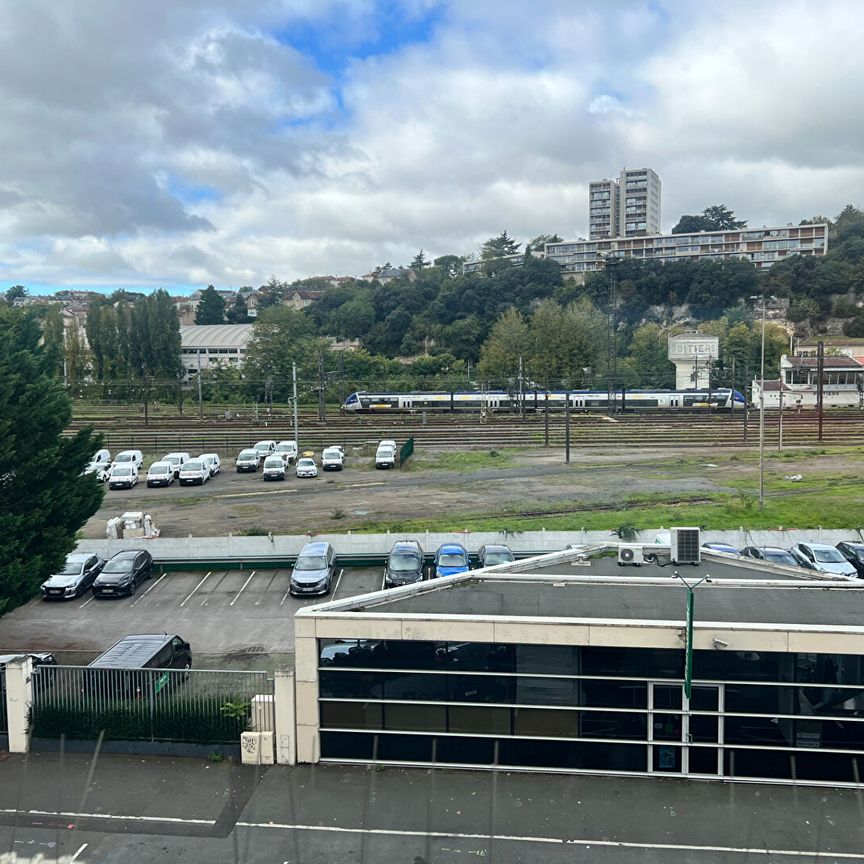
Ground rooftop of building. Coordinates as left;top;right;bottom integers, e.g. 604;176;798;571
301;548;864;631
179;323;254;348
784;355;862;368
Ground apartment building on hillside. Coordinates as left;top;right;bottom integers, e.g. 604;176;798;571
589;168;661;240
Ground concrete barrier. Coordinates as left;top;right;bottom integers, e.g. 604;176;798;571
75;527;864;564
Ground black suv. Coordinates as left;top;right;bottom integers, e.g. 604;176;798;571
837;541;864;578
385;540;424;588
93;550;153;597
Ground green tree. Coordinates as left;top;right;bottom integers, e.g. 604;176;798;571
0;307;104;614
477;308;529;381
226;292;252;324
671;214;712;234
433;255;463;279
481;230;521;260
672;205;746;234
64;324;90;385
195;285;226;325
4;285;27;304
529;234;563;248
410;250;430;269
620;324;675;388
40;306;66;378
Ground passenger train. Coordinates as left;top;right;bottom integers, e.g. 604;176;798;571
342;388;747;413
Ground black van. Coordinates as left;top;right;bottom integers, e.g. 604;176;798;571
84;634;191;698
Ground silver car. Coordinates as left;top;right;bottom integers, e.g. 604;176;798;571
790;542;857;577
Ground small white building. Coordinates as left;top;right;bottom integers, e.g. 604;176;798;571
180;324;254;378
752;354;863;408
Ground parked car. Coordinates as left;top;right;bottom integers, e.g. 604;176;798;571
379;439;396;451
108;465;138;490
162;452;191;478
433;543;471;578
178;459;209;486
274;440;298;464
85;634;191;697
84;459;112;482
91;448;111;464
740;546;800;567
789;542;857;577
836;541;864;578
235;448;261;472
702;542;739;555
112;449;144;471
253;440;277;458
93;550;154;597
375;443;396;469
289;541;337;596
262;455;287;481
476;544;516;568
41;552;105;599
385;540;425;588
322;446;345;471
296;457;318;478
199;453;221;476
146;461;175;487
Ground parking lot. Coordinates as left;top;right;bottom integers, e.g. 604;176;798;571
0;566;386;670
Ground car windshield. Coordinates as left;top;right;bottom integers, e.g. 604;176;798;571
264;458;283;468
390;553;420;571
165;455;181;464
298;459;314;467
115;454;133;462
765;551;796;565
150;463;170;473
254;442;271;450
184;462;204;471
112;467;132;476
813;548;846;563
323;449;341;458
57;560;84;575
239;451;257;459
438;552;466;567
295;555;326;570
484;552;513;566
103;559;133;574
276;443;295;451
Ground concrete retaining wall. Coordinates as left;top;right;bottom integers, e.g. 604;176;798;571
76;527;864;563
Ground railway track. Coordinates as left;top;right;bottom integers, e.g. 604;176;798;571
65;407;864;453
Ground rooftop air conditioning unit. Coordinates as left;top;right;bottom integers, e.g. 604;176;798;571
670;527;701;564
618;544;644;567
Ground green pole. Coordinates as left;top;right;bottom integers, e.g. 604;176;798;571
684;587;694;700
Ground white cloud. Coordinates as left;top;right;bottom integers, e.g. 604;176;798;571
0;0;862;290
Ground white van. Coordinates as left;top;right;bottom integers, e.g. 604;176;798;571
199;453;221;476
162;452;191;478
375;442;396;469
322;447;345;471
112;450;144;471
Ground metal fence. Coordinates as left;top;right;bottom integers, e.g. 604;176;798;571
31;666;273;745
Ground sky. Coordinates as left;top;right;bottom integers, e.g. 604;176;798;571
1;0;862;296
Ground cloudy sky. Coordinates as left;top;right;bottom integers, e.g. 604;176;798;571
2;0;861;294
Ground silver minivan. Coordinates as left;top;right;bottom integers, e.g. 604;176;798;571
289;541;336;596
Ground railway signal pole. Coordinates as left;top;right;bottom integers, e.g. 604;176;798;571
292;362;299;446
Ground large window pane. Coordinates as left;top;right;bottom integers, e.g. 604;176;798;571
514;676;578;706
438;642;516;673
693;650;793;683
515;644;579;675
582;647;681;679
378;733;434;763
320;701;382;730
319;670;384;700
514;707;580;738
437;735;495;765
384;672;448;701
319;640;384;668
448;675;513;704
321;731;375;760
381;641;439;670
583;680;647;709
581;711;647;741
384;703;447;733
448;706;511;735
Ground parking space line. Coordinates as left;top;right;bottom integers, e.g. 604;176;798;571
179;571;211;607
70;843;88;863
331;568;344;599
336;482;386;490
79;595;95;608
230;570;256;606
130;572;166;607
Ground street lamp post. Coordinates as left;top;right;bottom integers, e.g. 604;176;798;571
751;293;767;510
671;571;712;700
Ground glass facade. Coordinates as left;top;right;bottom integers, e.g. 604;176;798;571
317;639;864;783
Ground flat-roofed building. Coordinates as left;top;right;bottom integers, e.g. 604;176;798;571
753;353;863;408
546;223;828;280
589;168;661;240
294;542;864;786
180;324;254;377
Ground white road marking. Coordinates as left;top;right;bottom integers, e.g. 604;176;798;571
280;584;293;606
331;568;344;599
0;808;213;826
234;822;864;859
230;570;256;606
130;572;166;607
70;843;89;862
336;482;385;490
179;571;211;607
79;595;95;608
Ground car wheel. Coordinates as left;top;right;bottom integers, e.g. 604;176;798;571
128;581;137;596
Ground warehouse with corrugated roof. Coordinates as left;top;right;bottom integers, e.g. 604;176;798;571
180;324;254;376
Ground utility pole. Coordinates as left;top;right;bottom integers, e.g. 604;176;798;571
564;390;571;463
744;364;749;444
758;294;766;511
317;348;326;423
337;350;345;406
730;357;736;419
778;385;784;451
197;351;203;420
606;256;619;416
817;340;824;442
292;362;299;446
544;390;549;446
518;356;525;419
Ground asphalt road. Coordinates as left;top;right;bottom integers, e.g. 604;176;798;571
1;753;863;863
0;567;385;670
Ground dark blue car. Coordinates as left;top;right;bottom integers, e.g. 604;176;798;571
433;543;470;579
